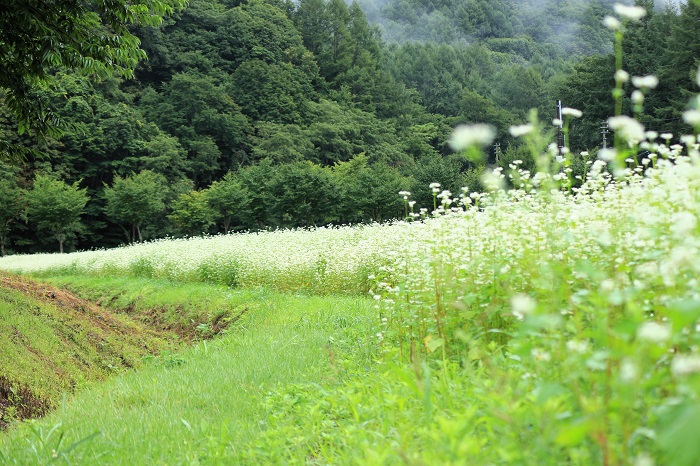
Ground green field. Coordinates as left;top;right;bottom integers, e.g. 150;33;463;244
3;146;700;464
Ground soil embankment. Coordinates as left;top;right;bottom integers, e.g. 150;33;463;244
0;272;175;429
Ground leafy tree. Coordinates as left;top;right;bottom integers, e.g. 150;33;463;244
457;90;515;149
207;173;252;233
230;60;313;124
267;161;341;227
168;190;218;236
140;72;250;182
334;155;410;223
25;175;88;253
103;171;168;243
0;173;24;256
0;0;186;161
411;154;465;210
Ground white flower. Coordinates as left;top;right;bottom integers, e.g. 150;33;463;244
429;182;441;189
632;75;659;89
620;358;639;383
631;90;644;104
681;135;696;146
683;109;700;126
671;212;697;237
561;107;583;118
671;354;700;377
608;115;645;142
598;148;617;162
637;322;672;344
531;348;551;362
660;133;673;141
552;118;563;126
580;151;589;157
645;130;658;140
566;340;589;354
604;15;621;30
633;453;655;466
614;4;647;21
509;124;533;137
449;124;496;151
437;190;452;200
511;293;536;320
398;190;411;198
615;69;629;83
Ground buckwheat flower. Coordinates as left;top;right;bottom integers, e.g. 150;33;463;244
660;133;673;141
671;212;697;237
645;130;658;140
615;69;629;83
681;135;696;146
608;115;645;142
429;182;441;189
531;348;551;362
566;340;589;354
580;151;589;157
437;190;452;200
683;109;700;126
562;107;583;118
671;354;700;377
398;190;411;197
408;201;416;208
632;75;659;89
598;148;617;162
511;293;536;320
509;123;534;137
604;15;621;30
600;278;615;292
449;124;496;151
634;453;655;466
631;90;644;104
552;118;562;126
620;358;639;382
637;321;672;344
614;4;647;21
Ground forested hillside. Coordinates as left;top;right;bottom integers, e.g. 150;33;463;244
0;0;697;253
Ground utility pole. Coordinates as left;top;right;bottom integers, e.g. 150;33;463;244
556;100;564;157
493;142;501;164
600;122;609;149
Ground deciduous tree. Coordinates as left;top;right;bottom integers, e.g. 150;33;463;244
26;175;88;253
0;0;186;160
104;171;168;243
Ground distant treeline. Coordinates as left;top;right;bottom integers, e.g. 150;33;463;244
0;0;698;253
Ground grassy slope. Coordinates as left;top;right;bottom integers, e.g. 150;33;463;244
0;273;176;430
0;275;375;464
35;275;263;340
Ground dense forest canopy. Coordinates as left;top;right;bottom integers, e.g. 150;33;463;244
0;0;698;254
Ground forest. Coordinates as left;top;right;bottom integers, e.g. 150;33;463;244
0;0;698;254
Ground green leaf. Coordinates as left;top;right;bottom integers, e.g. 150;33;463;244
424;336;444;354
555;418;592;446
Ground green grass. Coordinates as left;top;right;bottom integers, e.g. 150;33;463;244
35;275;271;340
0;278;376;464
0;273;172;429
